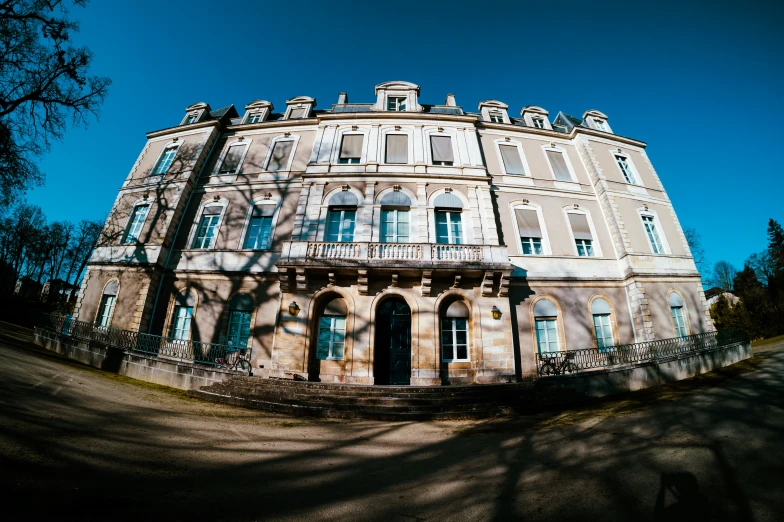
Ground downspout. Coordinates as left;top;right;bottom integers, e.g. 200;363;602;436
148;130;220;333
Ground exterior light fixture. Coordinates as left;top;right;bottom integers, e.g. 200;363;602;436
288;301;301;316
491;306;502;320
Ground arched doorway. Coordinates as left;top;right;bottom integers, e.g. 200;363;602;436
374;298;411;385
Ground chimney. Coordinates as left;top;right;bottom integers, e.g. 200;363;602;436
445;94;456;107
337;92;348;104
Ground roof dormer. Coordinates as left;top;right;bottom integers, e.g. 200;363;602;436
181;102;211;125
478;100;510;124
374;81;422;112
285;96;316;120
520;106;552;130
583;109;612;133
242;100;274;124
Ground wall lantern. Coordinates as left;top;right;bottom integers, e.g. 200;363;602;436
288;301;301;316
491;306;502;320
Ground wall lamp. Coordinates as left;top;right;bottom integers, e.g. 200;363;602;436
288;301;301;316
491;306;502;320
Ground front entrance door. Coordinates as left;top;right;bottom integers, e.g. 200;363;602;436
374;298;411;385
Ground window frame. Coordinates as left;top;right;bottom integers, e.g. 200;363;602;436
263;136;299;172
96;292;117;328
150;142;181;176
441;316;470;362
386;96;407;111
510;203;551;256
428;133;456;167
488;111;504;123
434;210;464;245
169;304;193;341
336;132;365;165
532;117;545;129
542;144;578;183
122;203;151;245
239;200;280;250
531;297;563;356
379;207;411;243
613;152;641;186
216;140;251;175
383;132;411;165
315;315;346;360
494;139;531;176
638;210;669;255
563;208;602;257
325;207;357;243
188;203;227;250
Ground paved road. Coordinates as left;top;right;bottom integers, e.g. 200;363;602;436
1;323;782;521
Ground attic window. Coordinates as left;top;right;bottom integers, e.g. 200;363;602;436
247;111;263;124
185;113;199;124
532;118;545;129
289;107;307;119
488;111;503;123
594;119;607;131
552;124;568;133
387;96;407;111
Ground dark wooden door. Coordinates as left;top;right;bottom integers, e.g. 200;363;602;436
375;298;411;385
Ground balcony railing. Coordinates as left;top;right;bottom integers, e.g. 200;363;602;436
536;329;748;376
37;313;252;374
280;241;509;266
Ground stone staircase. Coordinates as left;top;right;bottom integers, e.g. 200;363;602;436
188;376;584;420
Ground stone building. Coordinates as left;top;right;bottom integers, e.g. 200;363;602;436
73;81;711;385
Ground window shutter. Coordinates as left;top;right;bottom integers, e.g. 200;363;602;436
430;136;454;163
568;213;593;240
385;134;408;164
339;135;363;159
546;150;572;181
500;145;525;175
515;209;542;238
268;141;294;171
220;145;245;173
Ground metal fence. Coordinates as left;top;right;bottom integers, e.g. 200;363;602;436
536;329;748;376
38;313;252;374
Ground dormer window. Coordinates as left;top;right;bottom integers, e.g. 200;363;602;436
247;112;263;124
185;113;199;124
289;107;307;119
387;97;407;111
532;118;545;129
594;119;607;131
488;112;503;123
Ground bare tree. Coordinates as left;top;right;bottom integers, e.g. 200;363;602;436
0;0;110;206
683;227;709;280
710;261;738;291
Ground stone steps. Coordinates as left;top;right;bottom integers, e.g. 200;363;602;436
187;376;584;420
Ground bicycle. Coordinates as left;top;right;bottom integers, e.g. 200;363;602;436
215;347;253;374
538;351;579;376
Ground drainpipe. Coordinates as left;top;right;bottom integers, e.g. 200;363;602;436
148;130;221;333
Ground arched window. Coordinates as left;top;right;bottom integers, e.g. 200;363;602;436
379;191;411;243
170;290;195;341
316;297;347;360
227;294;254;347
591;298;614;351
441;300;469;361
123;203;150;244
97;281;118;328
669;293;688;338
326;191;358;242
534;299;559;354
434;193;463;245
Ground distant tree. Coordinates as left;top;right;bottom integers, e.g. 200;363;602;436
768;218;784;269
745;251;773;287
765;219;784;327
709;261;738;291
683;227;710;282
0;0;110;206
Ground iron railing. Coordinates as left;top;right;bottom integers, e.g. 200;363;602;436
536;329;748;376
38;313;252;374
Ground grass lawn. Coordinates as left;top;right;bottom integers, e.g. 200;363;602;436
752;333;784;347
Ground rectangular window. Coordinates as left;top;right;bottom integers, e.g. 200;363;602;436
533;118;545;129
515;208;543;255
289;107;307;119
243;205;275;249
97;295;116;328
325;209;356;242
185;113;198;124
535;319;559;354
435;211;463;244
500;144;526;175
594;120;607;131
387;96;407;111
568;213;595;257
671;306;687;337
546;149;573;181
247;112;263;124
488;112;503;123
593;314;614;351
152;146;178;175
430;136;454;166
267;140;294;171
192;207;222;249
642;215;663;254
615;155;637;184
385;134;408;164
227;310;252;347
338;134;363;164
219;144;246;174
380;209;410;243
170;305;193;341
316;316;346;360
441;318;468;361
123;204;150;244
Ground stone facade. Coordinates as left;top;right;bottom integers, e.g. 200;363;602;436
77;81;711;385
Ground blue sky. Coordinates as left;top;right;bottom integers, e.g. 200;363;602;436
27;0;783;271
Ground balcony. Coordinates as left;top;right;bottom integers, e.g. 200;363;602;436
278;241;510;270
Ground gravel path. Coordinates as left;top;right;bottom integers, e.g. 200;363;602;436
1;322;782;521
